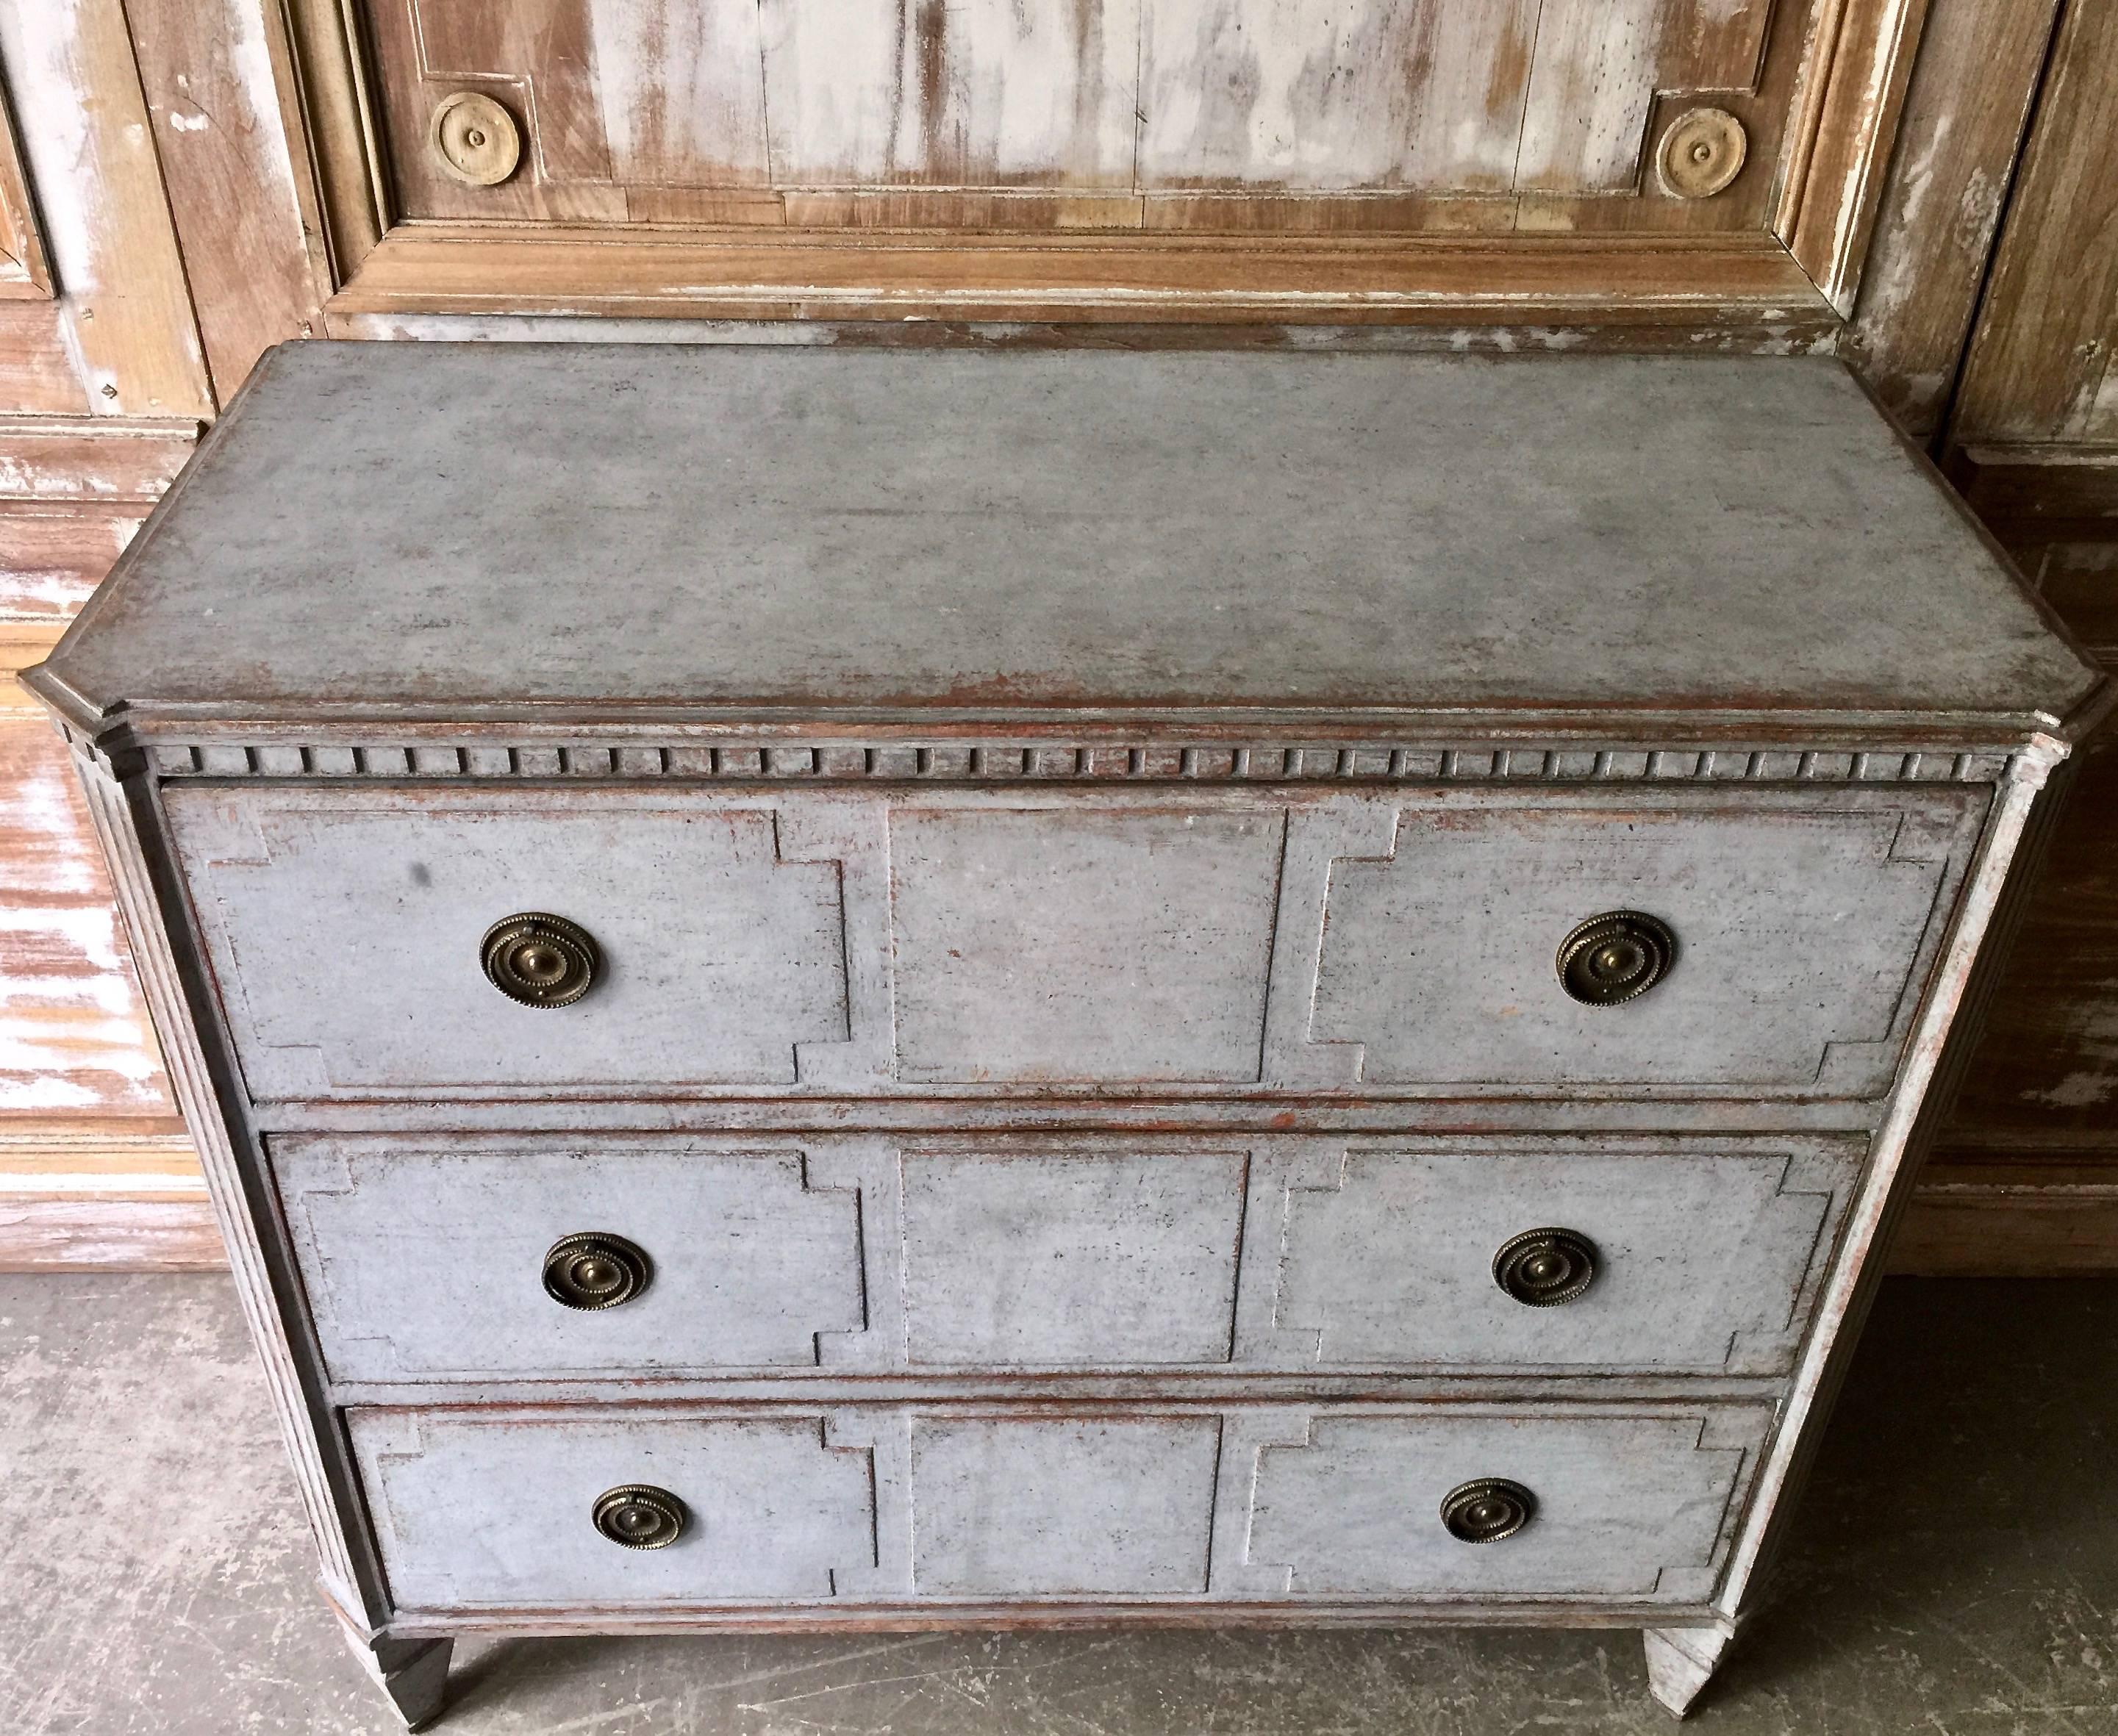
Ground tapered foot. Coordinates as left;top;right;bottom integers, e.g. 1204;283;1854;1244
344;1630;453;1730
1642;1626;1732;1718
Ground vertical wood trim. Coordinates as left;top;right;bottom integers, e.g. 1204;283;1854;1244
1714;740;2063;1615
0;80;53;296
275;0;387;285
73;747;388;1625
1778;0;1935;315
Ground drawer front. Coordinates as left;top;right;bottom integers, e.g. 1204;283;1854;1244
350;1401;1768;1613
349;1410;879;1610
285;1134;1856;1382
167;783;1982;1105
276;1141;866;1382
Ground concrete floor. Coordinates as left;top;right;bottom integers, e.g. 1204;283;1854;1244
2;1277;2114;1735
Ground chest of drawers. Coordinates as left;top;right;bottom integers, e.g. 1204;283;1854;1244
27;343;2106;1725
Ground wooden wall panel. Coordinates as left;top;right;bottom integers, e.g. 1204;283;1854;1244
1948;0;2118;445
1839;0;2063;438
0;0;212;417
124;0;323;401
365;0;1794;226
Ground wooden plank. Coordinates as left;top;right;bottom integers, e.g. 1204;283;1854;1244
1892;1162;2118;1273
0;705;180;1125
1948;0;2118;445
0;417;196;503
0;1196;223;1271
0;503;144;625
1839;0;2063;437
763;0;1134;188
1135;0;1536;193
123;0;323;401
328;225;1835;325
1935;729;2118;1159
0;0;213;417
0;305;89;414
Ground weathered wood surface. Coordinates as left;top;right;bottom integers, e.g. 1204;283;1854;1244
34;346;2099;729
366;0;1786;222
122;0;322;400
1840;0;2064;436
0;0;211;417
1947;0;2118;446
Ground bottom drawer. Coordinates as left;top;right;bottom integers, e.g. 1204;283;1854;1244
349;1401;1770;1613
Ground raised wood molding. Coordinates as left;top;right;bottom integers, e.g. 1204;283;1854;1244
326;227;1839;331
1775;0;1934;315
0;416;199;503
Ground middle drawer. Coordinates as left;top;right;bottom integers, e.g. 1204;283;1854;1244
275;1133;1859;1385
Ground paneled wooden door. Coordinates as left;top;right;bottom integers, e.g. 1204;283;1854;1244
290;0;1927;328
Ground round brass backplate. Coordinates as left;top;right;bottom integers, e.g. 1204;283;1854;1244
431;90;522;187
593;1485;687;1550
1492;1227;1599;1307
1440;1477;1536;1545
1556;910;1677;1007
482;912;601;1008
1657;107;1747;198
543;1232;652;1310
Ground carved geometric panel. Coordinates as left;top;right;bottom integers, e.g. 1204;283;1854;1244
1311;797;1975;1094
901;1147;1248;1366
1275;1145;1854;1374
350;1410;877;1608
890;807;1284;1084
278;1141;866;1381
910;1415;1222;1595
1247;1410;1763;1597
162;789;851;1097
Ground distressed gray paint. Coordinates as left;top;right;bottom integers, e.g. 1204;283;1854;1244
890;808;1284;1083
1312;800;1969;1091
269;1133;1854;1384
901;1147;1248;1366
348;1410;877;1609
164;792;850;1097
276;1142;865;1382
35;346;2100;730
1248;1411;1762;1598
909;1416;1224;1596
1276;1148;1852;1372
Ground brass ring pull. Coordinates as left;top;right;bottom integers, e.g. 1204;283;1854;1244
543;1233;651;1310
593;1485;687;1550
482;912;600;1007
1556;911;1676;1006
1492;1227;1598;1306
1440;1477;1536;1544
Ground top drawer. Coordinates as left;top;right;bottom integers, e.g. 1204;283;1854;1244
162;781;1985;1105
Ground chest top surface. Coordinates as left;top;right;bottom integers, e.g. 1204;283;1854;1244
29;343;2101;738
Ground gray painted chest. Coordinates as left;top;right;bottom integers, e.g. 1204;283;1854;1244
27;343;2108;1724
